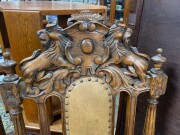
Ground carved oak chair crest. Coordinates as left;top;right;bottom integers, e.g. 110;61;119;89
0;10;168;135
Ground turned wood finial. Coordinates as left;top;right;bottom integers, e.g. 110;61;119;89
150;48;166;74
148;48;168;101
0;52;19;82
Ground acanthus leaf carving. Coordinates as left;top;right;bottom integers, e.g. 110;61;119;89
99;23;150;90
96;65;134;90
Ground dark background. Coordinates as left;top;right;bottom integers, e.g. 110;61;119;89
134;0;180;134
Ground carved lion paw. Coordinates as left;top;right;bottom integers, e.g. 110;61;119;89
134;81;148;90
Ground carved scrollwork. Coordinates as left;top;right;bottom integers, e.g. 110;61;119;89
96;65;134;90
19;10;153;97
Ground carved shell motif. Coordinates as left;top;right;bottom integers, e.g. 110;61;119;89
67;10;105;25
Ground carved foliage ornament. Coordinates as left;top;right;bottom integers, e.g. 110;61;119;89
19;11;151;97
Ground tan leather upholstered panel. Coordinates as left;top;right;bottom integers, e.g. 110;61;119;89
65;77;113;135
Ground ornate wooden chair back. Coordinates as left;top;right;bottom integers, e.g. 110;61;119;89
0;11;168;135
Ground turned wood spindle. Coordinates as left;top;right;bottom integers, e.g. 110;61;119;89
6;86;26;135
143;48;167;135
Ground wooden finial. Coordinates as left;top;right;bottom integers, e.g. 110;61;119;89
150;48;166;74
0;52;19;82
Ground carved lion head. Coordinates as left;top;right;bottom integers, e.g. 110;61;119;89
37;22;63;49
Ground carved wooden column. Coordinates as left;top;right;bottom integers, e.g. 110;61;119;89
0;52;26;135
37;100;51;135
143;101;157;135
124;92;138;135
6;85;26;135
143;48;168;135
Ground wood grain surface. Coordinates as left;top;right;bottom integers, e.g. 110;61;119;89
136;0;180;134
3;10;43;75
0;1;106;16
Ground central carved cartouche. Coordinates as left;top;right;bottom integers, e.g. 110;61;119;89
81;39;94;54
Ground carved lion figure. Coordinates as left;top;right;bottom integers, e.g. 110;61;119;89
19;23;74;94
103;24;150;87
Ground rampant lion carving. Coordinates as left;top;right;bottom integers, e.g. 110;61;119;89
103;23;150;87
19;22;74;94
